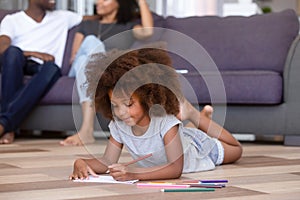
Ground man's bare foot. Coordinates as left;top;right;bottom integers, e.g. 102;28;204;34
60;132;95;146
0;132;15;144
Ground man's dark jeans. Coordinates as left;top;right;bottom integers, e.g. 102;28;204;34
0;46;61;133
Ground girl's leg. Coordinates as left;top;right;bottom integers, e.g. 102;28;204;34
178;98;242;163
60;101;95;146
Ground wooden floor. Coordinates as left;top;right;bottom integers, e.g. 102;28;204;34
0;137;300;200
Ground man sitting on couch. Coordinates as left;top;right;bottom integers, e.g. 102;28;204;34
0;0;82;144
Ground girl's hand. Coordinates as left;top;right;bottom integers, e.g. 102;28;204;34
108;163;134;181
69;159;98;180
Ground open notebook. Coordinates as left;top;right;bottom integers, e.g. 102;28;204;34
73;175;138;184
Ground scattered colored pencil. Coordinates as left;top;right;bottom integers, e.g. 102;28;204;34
107;153;152;173
161;188;215;192
200;180;228;183
124;153;153;166
182;179;228;184
188;183;225;188
137;183;189;189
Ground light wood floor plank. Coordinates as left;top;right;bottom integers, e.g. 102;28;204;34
0;139;299;199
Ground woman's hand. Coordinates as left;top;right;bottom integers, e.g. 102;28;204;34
133;0;153;39
69;159;98;180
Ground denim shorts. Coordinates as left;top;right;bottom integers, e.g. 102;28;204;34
208;138;224;165
189;131;224;165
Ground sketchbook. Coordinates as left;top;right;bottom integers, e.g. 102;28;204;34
73;175;138;184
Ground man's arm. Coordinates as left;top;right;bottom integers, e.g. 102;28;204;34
0;35;54;62
0;35;11;55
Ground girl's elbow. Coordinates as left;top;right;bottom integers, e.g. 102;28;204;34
173;169;182;179
172;162;183;179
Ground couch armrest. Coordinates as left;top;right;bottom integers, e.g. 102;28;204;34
283;34;300;133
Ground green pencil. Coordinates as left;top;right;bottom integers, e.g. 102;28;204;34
161;188;215;192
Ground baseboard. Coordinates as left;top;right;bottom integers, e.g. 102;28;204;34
284;135;300;146
232;133;256;141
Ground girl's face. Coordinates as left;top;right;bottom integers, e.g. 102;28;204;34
109;90;150;127
96;0;119;17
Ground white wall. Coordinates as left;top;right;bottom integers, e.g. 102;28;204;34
155;0;221;17
0;0;298;16
256;0;297;12
0;0;27;9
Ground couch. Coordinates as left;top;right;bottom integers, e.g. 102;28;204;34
1;9;300;145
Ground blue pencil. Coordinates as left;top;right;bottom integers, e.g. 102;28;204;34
189;183;225;188
161;188;215;192
200;180;228;183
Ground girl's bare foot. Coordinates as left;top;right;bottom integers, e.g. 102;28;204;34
202;105;213;119
177;97;213;122
0;132;15;144
176;98;198;121
60;130;95;146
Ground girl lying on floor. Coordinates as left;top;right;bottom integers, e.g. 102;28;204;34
70;46;242;181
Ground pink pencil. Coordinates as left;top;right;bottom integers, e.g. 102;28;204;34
137;183;190;189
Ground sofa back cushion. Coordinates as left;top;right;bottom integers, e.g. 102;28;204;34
0;9;18;21
163;9;299;73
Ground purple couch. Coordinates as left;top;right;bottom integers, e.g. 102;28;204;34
134;10;300;145
1;9;300;145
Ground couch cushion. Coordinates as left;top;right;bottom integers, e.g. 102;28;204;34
163;9;299;73
0;76;78;105
180;70;282;104
0;9;18;21
40;76;78;105
61;25;79;75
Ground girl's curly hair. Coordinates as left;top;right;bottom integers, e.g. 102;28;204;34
86;44;183;120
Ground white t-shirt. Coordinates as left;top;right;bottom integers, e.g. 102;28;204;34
0;10;82;67
109;114;218;173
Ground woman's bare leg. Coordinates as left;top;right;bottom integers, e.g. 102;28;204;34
178;98;242;163
60;101;95;146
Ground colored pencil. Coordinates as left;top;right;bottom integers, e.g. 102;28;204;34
124;153;153;166
188;183;225;188
137;183;190;189
182;179;228;184
200;180;228;183
161;188;215;192
106;153;152;173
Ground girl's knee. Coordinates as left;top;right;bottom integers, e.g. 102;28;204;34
222;143;243;164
